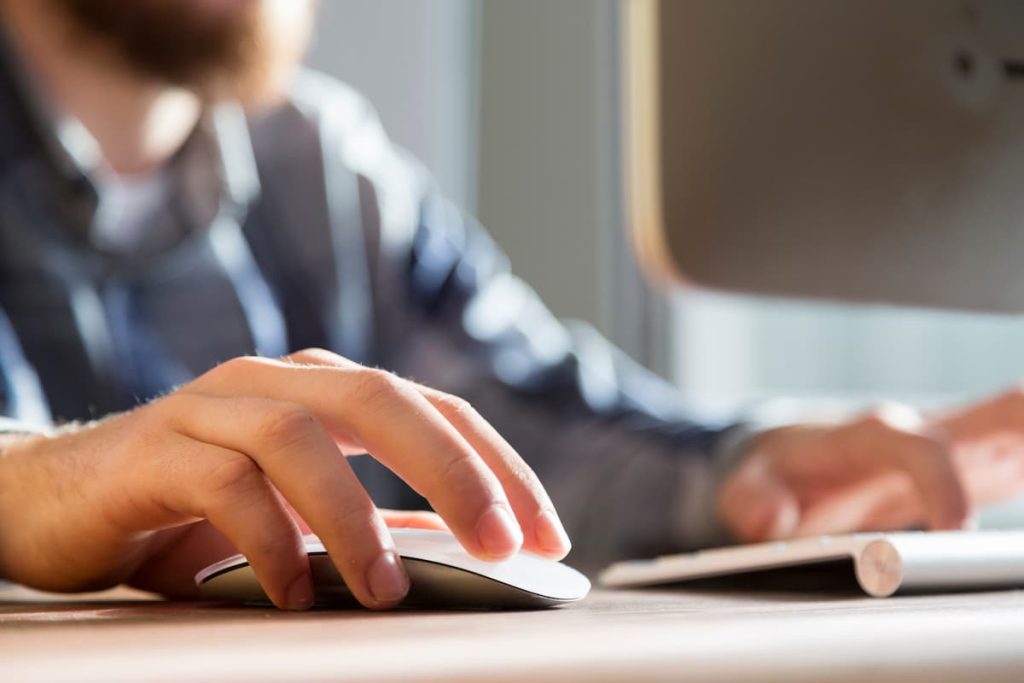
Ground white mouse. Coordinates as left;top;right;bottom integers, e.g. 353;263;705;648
195;528;591;609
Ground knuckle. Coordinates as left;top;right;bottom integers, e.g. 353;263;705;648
854;413;894;435
856;402;923;436
431;452;481;496
223;355;262;374
433;393;474;418
351;368;404;405
256;405;319;448
854;412;950;467
329;500;377;534
247;527;296;562
206;456;263;498
294;348;342;362
290;347;339;365
207;355;270;383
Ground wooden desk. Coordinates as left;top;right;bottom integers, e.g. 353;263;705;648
2;585;1023;682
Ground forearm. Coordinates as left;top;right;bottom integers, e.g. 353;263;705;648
0;425;97;588
0;431;42;583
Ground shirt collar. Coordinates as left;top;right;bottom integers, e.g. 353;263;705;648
0;21;261;243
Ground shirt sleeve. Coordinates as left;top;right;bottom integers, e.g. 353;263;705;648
295;71;746;569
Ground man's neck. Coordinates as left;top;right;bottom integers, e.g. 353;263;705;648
0;1;201;176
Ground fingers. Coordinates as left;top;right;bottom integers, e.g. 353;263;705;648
163;394;409;610
722;405;973;542
210;350;569;559
792;474;921;537
289;348;569;558
413;384;570;559
196;355;521;562
154;434;312;610
832;409;971;531
933;388;1024;505
718;453;800;542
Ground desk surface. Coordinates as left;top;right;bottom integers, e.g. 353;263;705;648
2;584;1023;682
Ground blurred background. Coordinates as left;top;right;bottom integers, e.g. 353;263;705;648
305;0;1024;426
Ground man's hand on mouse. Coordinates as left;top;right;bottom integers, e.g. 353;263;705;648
718;391;1024;542
0;348;571;610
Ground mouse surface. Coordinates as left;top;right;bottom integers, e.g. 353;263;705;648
195;529;591;609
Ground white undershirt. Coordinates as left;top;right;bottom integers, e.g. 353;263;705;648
90;169;172;253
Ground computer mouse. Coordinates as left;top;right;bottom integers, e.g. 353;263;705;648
195;528;591;609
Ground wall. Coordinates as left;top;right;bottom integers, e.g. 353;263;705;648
477;0;631;344
303;0;478;209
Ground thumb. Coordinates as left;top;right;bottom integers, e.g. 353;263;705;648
718;459;801;542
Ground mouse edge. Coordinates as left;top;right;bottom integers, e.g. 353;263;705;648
196;553;592;603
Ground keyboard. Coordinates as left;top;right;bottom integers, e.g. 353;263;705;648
598;531;1024;597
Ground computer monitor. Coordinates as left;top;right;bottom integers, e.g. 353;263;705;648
625;0;1024;311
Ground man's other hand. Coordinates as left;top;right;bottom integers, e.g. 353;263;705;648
0;349;571;610
718;391;1024;542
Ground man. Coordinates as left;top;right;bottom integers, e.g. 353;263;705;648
0;0;1021;610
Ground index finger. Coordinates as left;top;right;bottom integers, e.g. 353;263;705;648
414;384;571;559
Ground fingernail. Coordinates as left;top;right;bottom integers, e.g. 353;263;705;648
367;551;409;604
476;505;523;558
534;509;571;556
285;573;315;611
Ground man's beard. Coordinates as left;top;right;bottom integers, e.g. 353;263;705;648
51;0;313;103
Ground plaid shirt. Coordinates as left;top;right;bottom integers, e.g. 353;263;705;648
0;37;740;566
